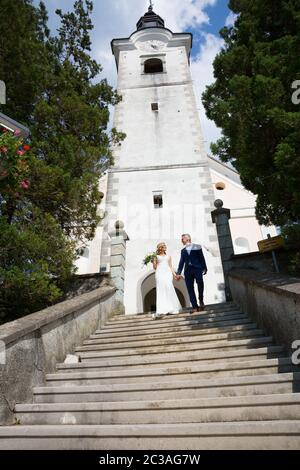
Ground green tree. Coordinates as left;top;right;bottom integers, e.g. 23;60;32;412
0;0;49;123
0;128;78;323
0;206;77;323
281;223;300;276
202;0;300;226
28;0;125;242
0;0;125;321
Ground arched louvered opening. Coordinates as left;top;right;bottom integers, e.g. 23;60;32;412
144;58;163;74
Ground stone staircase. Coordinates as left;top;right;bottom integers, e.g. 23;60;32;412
1;301;300;449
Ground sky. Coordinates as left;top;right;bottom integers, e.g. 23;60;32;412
33;0;235;153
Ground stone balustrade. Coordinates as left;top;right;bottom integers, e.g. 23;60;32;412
228;269;300;355
0;284;117;425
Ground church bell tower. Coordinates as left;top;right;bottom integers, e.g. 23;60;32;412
100;5;225;314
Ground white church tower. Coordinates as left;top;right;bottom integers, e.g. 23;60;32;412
99;4;226;314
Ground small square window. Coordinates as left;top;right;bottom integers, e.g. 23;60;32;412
151;102;159;111
153;192;163;209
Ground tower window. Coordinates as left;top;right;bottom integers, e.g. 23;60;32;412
151;102;159;111
82;247;89;258
215;182;226;190
153;191;163;208
144;58;163;74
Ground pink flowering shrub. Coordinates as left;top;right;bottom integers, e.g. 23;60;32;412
0;127;31;198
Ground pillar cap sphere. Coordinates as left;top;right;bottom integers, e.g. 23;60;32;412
214;199;224;209
115;220;124;230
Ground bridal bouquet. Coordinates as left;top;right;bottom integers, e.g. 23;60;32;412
142;251;157;266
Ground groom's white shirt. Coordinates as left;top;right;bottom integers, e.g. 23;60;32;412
185;243;202;254
185;243;193;255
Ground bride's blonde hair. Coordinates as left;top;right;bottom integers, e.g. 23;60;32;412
156;242;166;255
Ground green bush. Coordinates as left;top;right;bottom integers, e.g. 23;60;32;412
281;224;300;276
0;0;125;323
0;207;77;323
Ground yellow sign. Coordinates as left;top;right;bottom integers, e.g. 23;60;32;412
257;235;284;253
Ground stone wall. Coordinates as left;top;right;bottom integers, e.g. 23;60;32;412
0;285;116;425
62;273;112;300
230;248;299;275
228;269;300;355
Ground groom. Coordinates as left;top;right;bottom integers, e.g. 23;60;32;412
176;234;207;313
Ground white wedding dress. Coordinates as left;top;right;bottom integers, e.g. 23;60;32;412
155;255;181;315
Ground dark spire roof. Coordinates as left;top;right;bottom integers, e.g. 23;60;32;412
136;4;165;30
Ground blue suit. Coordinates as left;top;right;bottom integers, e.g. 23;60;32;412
177;243;207;309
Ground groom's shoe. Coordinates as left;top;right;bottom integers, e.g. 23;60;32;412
190;308;198;314
198;302;205;312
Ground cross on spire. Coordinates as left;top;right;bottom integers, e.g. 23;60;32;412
149;0;154;11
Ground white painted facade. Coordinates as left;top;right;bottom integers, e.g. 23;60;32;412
75;9;277;314
208;157;277;254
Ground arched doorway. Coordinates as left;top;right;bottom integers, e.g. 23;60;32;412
139;271;189;313
144;287;186;313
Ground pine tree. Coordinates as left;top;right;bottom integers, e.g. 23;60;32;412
0;0;125;321
0;0;49;123
202;0;300;226
28;0;125;242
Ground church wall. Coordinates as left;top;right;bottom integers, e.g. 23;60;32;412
210;169;277;255
113;85;204;168
114;46;207;169
75;173;109;274
111;167;225;313
117;43;190;89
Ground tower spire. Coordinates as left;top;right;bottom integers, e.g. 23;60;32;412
136;2;165;30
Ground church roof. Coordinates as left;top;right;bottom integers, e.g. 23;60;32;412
0;112;30;139
136;4;165;30
207;155;242;186
111;4;193;70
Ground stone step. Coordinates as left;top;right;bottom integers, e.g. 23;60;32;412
15;393;300;426
33;372;300;404
100;310;244;332
1;422;300;449
57;346;285;372
108;302;237;323
75;329;266;353
108;303;240;323
91;317;253;340
46;357;294;386
99;313;247;335
87;319;256;345
77;336;275;360
91;314;251;338
108;302;239;323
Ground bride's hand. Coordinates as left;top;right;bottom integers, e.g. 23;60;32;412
152;256;158;270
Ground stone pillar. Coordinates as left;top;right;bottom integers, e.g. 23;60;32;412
211;199;234;301
109;220;129;315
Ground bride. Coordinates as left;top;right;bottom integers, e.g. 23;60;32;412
151;242;182;319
